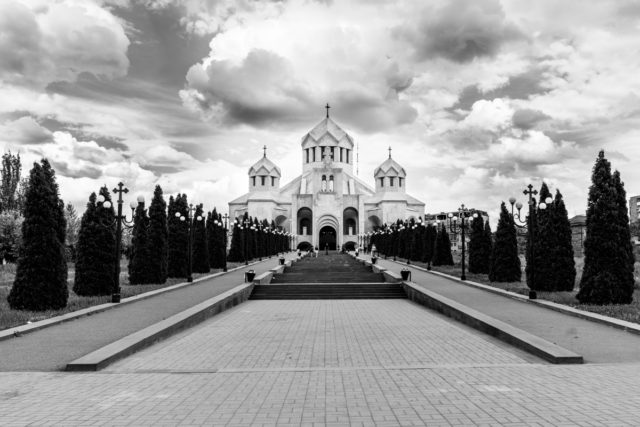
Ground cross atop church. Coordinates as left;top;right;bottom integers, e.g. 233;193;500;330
325;103;330;118
388;146;392;159
263;145;267;157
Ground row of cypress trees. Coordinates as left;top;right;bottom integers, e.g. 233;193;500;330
227;212;290;262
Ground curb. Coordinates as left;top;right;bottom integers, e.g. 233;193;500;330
66;282;254;371
401;281;583;364
0;255;298;342
384;257;640;337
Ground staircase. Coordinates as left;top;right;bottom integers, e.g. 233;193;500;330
250;252;406;299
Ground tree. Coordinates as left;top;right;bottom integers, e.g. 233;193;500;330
481;220;493;273
168;194;189;278
227;216;244;262
527;183;554;290
192;204;210;273
550;190;576;291
433;224;454;266
146;185;168;284
8;160;68;310
468;214;489;274
64;203;80;261
578;151;635;304
129;200;151;284
0;152;21;213
73;188;116;296
421;223;437;266
0;210;23;263
489;202;521;282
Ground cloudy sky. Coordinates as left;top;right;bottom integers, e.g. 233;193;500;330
1;0;640;226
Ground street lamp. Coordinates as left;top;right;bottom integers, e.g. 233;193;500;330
243;218;250;265
96;183;141;303
174;203;203;282
222;213;229;272
509;184;550;298
446;204;472;281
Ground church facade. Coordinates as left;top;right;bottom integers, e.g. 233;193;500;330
228;113;425;250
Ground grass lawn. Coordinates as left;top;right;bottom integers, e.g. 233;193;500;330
395;254;640;325
0;261;243;331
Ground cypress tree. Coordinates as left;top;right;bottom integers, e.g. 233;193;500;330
192;204;210;273
578;151;634;304
528;183;553;290
422;223;437;267
129;201;151;284
227;216;244;262
73;187;116;296
468;214;485;274
270;219;277;254
550;190;576;291
433;224;454;266
489;202;521;282
8;160;68;310
206;210;216;267
481;220;493;274
147;185;168;284
168;194;189;278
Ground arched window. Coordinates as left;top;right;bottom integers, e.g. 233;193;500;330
399;177;403;187
260;176;266;185
321;175;327;191
379;177;384;187
271;176;275;186
329;175;334;192
251;176;256;186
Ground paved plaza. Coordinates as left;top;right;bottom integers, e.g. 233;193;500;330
2;299;640;426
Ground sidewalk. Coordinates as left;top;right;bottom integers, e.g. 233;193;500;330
373;256;640;364
0;254;298;372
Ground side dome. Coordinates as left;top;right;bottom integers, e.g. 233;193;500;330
248;147;281;191
374;148;406;192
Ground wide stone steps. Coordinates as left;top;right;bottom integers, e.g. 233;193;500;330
249;283;407;300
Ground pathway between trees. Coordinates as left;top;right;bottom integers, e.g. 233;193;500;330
375;256;640;364
0;254;298;371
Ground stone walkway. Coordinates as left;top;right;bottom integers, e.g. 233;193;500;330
2;299;640;425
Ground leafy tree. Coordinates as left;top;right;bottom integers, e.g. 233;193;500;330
578;151;635;304
0;152;21;213
8;160;68;310
168;194;189;278
0;210;23;262
147;185;168;284
433;223;454;266
489;202;521;282
74;188;116;296
192;204;210;273
64;203;80;261
129;200;151;284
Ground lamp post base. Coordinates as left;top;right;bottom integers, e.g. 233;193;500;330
461;274;466;281
187;276;193;283
223;266;228;272
111;293;121;303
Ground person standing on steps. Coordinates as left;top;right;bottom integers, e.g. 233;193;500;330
314;246;319;258
371;243;377;258
325;243;329;255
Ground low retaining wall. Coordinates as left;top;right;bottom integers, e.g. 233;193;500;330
66;282;255;371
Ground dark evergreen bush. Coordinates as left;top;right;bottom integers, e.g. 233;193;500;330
73;187;116;296
8;160;68;310
550;190;576;291
146;185;168;284
578;151;635;304
489;202;521;282
227;216;244;262
168;194;189;278
129;201;151;284
433;224;454;266
192;204;210;273
468;214;485;274
421;223;437;266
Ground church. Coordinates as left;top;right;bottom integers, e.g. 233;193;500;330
228;108;425;250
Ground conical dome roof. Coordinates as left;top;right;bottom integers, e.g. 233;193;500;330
374;151;406;177
249;151;281;177
301;117;354;147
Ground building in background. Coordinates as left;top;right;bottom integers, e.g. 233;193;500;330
229;111;425;251
630;195;640;223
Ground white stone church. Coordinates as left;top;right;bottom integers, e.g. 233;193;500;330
228;111;425;250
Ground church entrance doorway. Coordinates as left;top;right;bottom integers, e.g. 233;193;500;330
319;226;337;251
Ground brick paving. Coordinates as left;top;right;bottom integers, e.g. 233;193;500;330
3;299;640;425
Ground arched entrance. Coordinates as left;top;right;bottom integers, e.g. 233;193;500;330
319;226;337;250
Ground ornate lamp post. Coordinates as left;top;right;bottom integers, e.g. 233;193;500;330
221;213;229;272
446;204;473;281
509;184;551;297
174;203;203;282
243;218;250;265
96;182;141;303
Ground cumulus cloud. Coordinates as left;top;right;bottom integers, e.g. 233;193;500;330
399;0;523;63
0;116;53;144
512;109;551;130
0;0;130;87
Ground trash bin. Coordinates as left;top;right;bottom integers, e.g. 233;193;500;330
401;269;411;281
279;257;285;265
371;257;377;264
245;270;255;282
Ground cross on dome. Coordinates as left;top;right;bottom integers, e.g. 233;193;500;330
263;145;267;157
388;146;392;159
325;103;330;118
